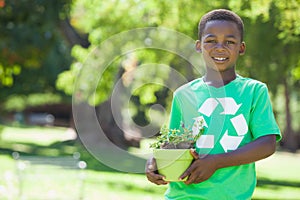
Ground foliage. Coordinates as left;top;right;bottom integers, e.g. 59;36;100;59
0;0;71;87
1;0;300;148
150;120;204;149
3;93;63;112
57;0;300;102
232;1;300;150
0;0;73;113
273;0;300;43
56;0;212;106
53;0;300;150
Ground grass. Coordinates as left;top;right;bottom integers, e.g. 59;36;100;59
254;151;300;200
0;124;300;199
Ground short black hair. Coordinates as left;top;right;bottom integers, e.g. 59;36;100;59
198;9;244;41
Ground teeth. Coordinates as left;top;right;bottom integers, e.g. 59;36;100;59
214;57;226;61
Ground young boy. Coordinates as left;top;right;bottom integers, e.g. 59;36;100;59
146;9;281;199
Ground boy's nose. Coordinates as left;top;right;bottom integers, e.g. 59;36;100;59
215;43;226;51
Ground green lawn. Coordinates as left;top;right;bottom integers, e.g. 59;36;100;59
0;125;299;200
254;151;300;200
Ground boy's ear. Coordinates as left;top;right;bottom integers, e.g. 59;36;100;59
239;42;246;55
195;40;201;52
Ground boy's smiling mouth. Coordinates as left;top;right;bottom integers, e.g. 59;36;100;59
212;57;228;62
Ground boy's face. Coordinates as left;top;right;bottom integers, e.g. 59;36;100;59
196;20;245;73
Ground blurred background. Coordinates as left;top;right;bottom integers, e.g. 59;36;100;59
0;0;300;199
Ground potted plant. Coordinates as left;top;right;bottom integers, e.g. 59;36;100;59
150;120;204;182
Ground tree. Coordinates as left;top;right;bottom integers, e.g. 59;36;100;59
56;0;224;148
0;0;75;116
57;0;300;150
232;0;300;151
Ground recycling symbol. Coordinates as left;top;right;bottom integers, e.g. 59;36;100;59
192;97;248;152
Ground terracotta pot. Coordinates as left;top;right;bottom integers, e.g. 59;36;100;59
153;149;193;182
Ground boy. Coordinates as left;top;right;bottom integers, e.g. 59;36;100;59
146;9;281;199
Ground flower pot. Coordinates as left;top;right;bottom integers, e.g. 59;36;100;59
153;149;193;182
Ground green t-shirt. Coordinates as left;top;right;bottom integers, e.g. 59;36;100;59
165;75;281;200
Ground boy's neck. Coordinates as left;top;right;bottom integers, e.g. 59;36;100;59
204;70;237;88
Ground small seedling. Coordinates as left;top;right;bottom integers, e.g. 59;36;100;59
150;119;205;149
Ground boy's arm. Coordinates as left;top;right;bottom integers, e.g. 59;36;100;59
180;134;277;184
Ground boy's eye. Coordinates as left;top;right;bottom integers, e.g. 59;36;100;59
205;40;217;43
226;41;235;44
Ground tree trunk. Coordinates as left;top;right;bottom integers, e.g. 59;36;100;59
59;18;90;48
72;101;141;150
281;79;298;152
96;99;141;149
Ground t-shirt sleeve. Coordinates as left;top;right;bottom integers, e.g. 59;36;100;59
168;94;182;130
249;84;281;141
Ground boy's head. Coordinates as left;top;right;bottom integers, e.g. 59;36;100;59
198;9;244;42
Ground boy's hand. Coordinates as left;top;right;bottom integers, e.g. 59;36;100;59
180;135;277;185
180;149;217;185
146;157;169;185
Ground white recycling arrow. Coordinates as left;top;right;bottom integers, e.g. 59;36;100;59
217;97;241;115
196;135;214;149
198;98;219;117
230;114;248;136
196;97;248;152
220;130;244;153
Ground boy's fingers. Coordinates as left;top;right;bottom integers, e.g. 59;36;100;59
148;164;156;171
190;149;199;159
179;166;192;180
146;159;169;185
146;158;157;172
180;151;198;180
154;179;169;185
146;172;168;185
